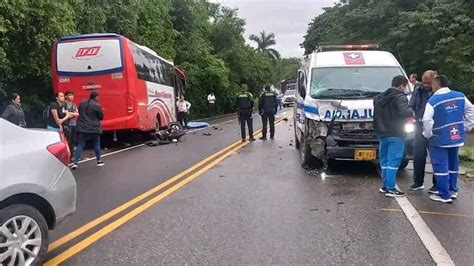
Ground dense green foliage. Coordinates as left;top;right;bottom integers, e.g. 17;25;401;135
250;31;281;61
0;0;294;126
302;0;473;96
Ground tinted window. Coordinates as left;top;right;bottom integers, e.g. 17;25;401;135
130;43;174;86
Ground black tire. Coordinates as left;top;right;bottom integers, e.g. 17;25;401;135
300;133;318;167
0;204;49;265
399;160;409;170
294;131;300;149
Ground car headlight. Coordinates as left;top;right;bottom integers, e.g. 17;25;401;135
405;123;415;133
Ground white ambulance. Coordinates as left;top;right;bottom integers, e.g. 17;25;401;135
294;45;414;169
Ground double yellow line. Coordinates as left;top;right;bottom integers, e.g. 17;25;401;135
45;118;287;265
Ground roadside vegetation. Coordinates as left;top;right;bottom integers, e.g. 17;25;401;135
0;0;299;126
302;0;473;97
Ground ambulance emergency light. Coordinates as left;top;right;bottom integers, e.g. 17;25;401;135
317;44;379;51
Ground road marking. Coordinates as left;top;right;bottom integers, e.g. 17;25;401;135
45;118;287;265
395;197;455;265
187;118;236;133
49;140;243;252
76;118;238;164
379;208;474;219
50;117;286;253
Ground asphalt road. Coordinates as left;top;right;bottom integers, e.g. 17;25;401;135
45;110;474;265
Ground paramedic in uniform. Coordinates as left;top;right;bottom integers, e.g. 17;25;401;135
422;75;474;203
259;85;278;140
235;84;255;142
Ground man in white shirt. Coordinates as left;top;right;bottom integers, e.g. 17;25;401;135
176;95;191;128
207;92;216;117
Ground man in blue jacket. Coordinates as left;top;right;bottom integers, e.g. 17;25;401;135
409;70;437;192
423;75;474;203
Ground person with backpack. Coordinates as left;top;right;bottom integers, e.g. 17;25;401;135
46;92;73;132
64;91;79;160
1;93;26;127
72;91;104;169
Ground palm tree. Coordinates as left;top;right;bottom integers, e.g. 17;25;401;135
249;30;280;61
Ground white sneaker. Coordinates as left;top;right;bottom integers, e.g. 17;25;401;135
97;161;105;167
71;164;78;170
430;195;453;203
451;192;458;199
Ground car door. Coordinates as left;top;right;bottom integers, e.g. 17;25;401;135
295;70;306;139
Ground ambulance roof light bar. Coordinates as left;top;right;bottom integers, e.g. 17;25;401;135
317;44;379;52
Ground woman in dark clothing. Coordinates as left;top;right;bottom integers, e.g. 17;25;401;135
1;93;26;127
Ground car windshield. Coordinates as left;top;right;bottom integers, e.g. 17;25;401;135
310;67;404;99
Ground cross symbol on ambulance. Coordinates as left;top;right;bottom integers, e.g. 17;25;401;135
450;127;458;135
347;53;360;59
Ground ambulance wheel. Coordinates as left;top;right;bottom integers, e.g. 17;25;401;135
300;134;317;167
294;131;300;149
399;160;409;170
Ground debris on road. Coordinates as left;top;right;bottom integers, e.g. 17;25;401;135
203;132;212;136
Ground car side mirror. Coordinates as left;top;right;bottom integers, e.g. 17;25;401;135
300;86;306;99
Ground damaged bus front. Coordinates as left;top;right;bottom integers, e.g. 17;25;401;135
294;45;414;169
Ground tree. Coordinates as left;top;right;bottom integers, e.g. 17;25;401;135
302;0;474;97
249;30;281;61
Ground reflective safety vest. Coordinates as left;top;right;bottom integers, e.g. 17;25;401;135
259;91;277;113
429;90;465;147
236;92;253;109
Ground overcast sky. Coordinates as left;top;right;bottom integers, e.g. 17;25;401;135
210;0;335;58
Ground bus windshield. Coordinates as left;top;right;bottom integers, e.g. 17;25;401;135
56;38;123;76
310;66;404;99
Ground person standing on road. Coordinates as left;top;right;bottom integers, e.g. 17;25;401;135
47;92;72;132
72;91;104;169
64;91;79;161
409;70;437;192
374;75;413;197
259;85;278;140
409;73;420;87
235;84;255;142
422;75;474;203
176;95;191;128
276;91;283;110
1;93;26;127
207;92;216;117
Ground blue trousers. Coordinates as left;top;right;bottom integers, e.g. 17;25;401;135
379;137;405;190
74;133;101;164
429;146;459;200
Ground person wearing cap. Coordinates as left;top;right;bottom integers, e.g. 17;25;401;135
259;84;278;140
235;84;255;142
72;91;104;169
422;75;474;203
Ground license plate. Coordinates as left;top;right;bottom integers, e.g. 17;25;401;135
354;149;376;160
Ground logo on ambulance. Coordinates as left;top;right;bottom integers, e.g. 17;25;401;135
75;46;101;58
343;52;365;65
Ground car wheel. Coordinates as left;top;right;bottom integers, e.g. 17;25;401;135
0;204;48;265
399;160;409;170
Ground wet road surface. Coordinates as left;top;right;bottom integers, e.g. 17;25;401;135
45;112;474;265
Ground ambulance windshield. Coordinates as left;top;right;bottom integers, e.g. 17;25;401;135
311;66;404;99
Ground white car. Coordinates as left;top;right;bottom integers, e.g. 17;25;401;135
0;119;77;265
